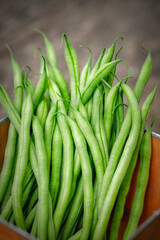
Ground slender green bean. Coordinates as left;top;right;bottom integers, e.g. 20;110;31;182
65;115;93;240
11;91;33;229
123;123;153;239
49;80;74;237
100;37;123;66
32;56;47;111
36;98;48;129
97;51;152;221
80;47;92;93
50;123;62;211
32;116;49;240
93;83;141;240
44;104;57;173
81;59;122;104
64;34;80;108
62;177;84;240
70;106;104;196
109;84;158;240
25;204;37;231
35;29;57;67
31;209;38;237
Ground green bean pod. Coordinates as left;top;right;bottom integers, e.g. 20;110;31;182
44;105;57;173
109;84;158;240
80;47;92;93
32;116;49;240
36;98;48;129
35;29;57;67
32;56;47;111
62;177;84;240
81;59;122;104
91;84;109;169
104;82;120;148
31;209;38;237
50;123;62;210
100;37;123;66
11;92;33;229
25;204;37;231
48;194;56;240
70;107;104;196
85;97;93;122
87;48;106;84
50;67;70;110
26;187;38;216
93;83;141;240
115;88;124;137
68;229;82;240
65;115;93;240
123;124;153;239
1;173;35;222
97;51;152;221
64;34;80;108
49;80;74;236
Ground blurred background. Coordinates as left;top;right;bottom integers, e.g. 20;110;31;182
0;0;160;132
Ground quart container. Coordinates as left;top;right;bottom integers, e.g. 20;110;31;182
0;117;160;240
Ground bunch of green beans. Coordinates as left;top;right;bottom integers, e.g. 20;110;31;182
0;31;159;240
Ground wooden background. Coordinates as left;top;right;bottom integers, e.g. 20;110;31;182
0;0;160;132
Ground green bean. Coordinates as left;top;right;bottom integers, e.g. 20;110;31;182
26;188;38;215
80;47;92;93
85;97;93;122
97;51;152;220
49;80;74;237
81;59;122;104
6;45;24;115
104;82;120;148
109;84;158;240
93;83;141;240
35;29;57;67
32;116;49;240
91;84;109;169
44;104;57;173
123;121;154;239
69;106;104;196
115;88;124;137
9;213;15;224
69;151;81;201
64;34;80;108
134;51;152;101
50;123;62;211
78;99;88;119
31;209;38;237
24;76;35;96
100;37;123;66
44;89;51;110
36;98;48;129
1;143;17;211
62;177;84;240
0;85;40;184
68;229;82;240
25;204;37;231
11;91;33;229
48;194;56;240
87;48;106;84
1;174;35;221
65;115;93;240
32;56;47;111
50;67;70;110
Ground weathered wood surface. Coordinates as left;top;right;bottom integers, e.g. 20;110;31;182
0;0;160;132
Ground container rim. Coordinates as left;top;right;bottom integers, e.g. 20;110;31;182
127;208;160;240
0;217;38;240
